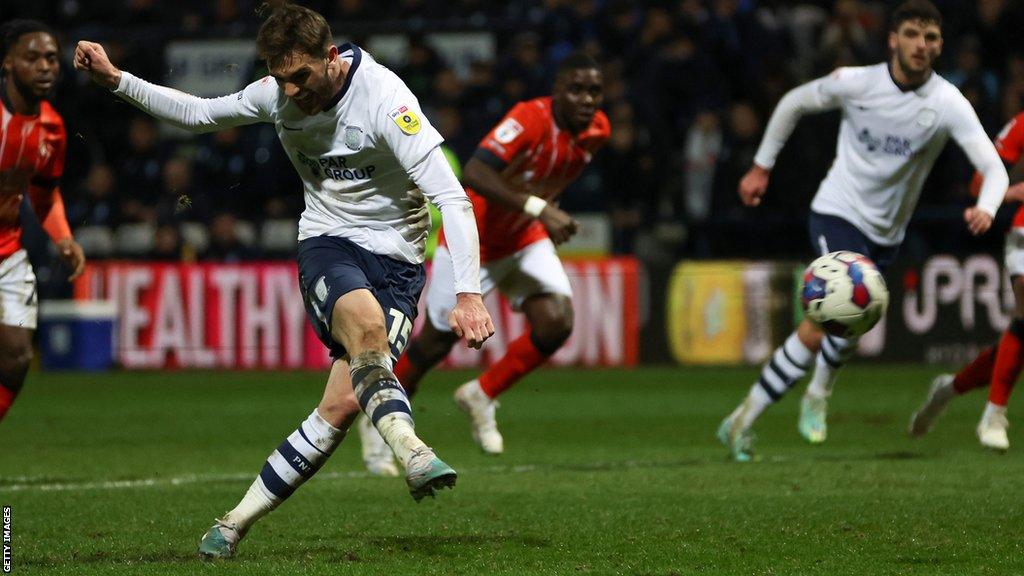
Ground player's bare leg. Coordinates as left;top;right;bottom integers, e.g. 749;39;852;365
332;289;456;499
199;360;357;559
0;325;33;423
455;293;573;454
719;319;821;461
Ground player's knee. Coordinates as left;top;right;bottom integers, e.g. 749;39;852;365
0;342;32;381
531;304;574;354
332;315;388;355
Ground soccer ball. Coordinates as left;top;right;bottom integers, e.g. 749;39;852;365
800;251;889;338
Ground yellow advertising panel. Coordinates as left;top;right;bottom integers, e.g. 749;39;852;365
667;262;747;364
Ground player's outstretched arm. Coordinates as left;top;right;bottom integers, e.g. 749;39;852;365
75;41;269;133
407;147;494;349
463;157;579;244
747;71;849;205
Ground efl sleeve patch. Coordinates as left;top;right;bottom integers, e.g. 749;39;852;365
389;105;421;135
493;118;525;144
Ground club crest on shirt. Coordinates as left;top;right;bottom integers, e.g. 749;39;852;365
344;126;364;151
916;108;937;128
389;105;421;135
494;118;524;144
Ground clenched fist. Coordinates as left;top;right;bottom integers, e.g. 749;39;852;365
74;41;121;90
448;293;495;349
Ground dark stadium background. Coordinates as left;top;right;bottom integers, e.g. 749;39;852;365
5;0;1024;365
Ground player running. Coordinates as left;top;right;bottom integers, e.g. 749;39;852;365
909;111;1024;451
0;20;86;423
355;52;608;472
718;0;1008;462
76;2;493;559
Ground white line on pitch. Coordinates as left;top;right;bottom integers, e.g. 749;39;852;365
0;460;733;494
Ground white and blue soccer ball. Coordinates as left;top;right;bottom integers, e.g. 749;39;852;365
800;251;889;338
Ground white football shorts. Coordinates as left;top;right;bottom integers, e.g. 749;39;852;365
0;249;38;330
427;238;573;332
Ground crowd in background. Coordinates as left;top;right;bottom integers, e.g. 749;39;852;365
8;0;1024;276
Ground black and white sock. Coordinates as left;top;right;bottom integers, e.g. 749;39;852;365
222;409;345;533
806;334;856;399
733;333;814;432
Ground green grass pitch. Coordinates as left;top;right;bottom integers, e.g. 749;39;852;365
2;366;1023;575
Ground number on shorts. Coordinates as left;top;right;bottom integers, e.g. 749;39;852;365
387;308;413;355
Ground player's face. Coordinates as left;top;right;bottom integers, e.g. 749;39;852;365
889;19;942;78
3;32;60;100
554;68;604;133
269;48;335;116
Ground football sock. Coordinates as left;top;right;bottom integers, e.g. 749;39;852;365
0;385;15;422
479;331;549;399
805;335;856;399
740;333;814;430
989;319;1024;407
223;409;345;534
351;351;425;466
983;401;1007;421
953;346;996;394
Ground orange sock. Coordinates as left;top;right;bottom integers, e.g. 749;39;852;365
0;385;16;422
479;332;549;399
953;346;996;394
990;322;1024;407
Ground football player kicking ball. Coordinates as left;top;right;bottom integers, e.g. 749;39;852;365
356;52;609;470
910;111;1024;451
0;20;86;423
718;0;1008;462
76;2;493;559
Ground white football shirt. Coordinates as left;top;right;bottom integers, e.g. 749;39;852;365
114;45;479;290
755;63;1006;246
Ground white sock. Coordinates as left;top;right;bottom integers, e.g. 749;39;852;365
737;384;774;432
806;335;855;399
983;401;1007;421
223;409;345;534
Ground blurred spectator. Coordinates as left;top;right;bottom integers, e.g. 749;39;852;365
154;157;209;224
151;223;187;262
600;103;658;255
202;213;259;262
68;164;121;229
816;0;882;73
399;36;445;97
119;116;166;222
684;110;723;253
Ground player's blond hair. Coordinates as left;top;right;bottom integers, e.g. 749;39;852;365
256;2;332;68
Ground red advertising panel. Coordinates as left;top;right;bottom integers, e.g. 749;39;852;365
75;259;640;370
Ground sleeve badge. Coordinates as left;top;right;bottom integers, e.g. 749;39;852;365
494;118;524;144
389;105;421;135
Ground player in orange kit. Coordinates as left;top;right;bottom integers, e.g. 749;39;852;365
354;51;609;472
0;20;85;422
910;110;1024;450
